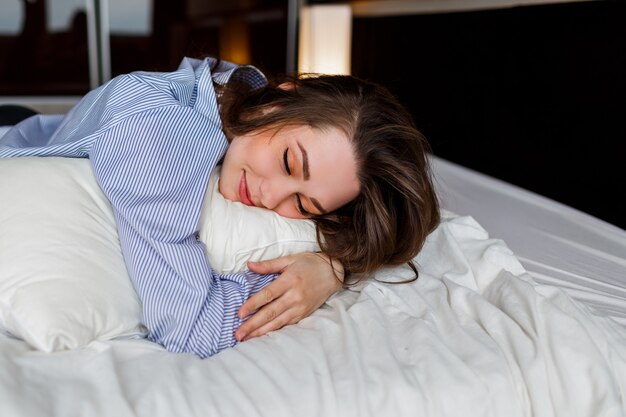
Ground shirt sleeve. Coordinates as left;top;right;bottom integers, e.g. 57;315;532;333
1;56;275;358
0;114;65;150
90;105;277;358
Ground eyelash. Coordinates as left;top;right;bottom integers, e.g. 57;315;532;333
282;149;291;175
283;148;309;216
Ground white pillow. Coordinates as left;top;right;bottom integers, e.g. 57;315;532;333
0;157;319;352
199;166;320;274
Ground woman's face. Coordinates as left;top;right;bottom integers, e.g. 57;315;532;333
219;124;360;219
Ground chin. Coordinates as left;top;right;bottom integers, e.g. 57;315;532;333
217;178;234;201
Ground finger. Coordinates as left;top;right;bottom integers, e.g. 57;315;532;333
247;256;292;274
239;309;296;342
235;301;288;341
244;318;287;341
238;276;290;319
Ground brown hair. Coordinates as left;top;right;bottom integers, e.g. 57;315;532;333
218;73;440;284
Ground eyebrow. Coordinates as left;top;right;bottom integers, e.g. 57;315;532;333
297;142;310;180
297;141;327;214
311;198;327;215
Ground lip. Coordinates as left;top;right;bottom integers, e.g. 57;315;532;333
238;171;255;206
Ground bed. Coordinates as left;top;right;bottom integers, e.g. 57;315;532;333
1;121;625;416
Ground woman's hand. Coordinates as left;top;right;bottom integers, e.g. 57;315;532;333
234;252;344;342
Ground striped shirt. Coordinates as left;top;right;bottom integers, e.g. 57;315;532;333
0;57;277;358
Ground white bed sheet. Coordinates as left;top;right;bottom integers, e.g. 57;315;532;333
1;139;626;416
432;156;626;326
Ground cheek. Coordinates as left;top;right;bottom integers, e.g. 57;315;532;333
230;137;271;171
218;144;244;200
320;180;360;212
217;169;235;201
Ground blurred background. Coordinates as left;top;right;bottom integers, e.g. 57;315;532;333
0;0;624;230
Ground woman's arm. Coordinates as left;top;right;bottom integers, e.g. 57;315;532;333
91;106;281;358
235;252;344;341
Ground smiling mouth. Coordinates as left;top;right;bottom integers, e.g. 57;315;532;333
239;171;255;206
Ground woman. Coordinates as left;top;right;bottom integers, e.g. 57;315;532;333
0;56;440;358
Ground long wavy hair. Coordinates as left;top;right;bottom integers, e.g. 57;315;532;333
217;72;440;284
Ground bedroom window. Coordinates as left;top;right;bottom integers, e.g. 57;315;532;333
0;0;290;99
0;0;90;95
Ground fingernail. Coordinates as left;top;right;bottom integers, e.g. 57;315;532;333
239;309;247;319
235;331;245;341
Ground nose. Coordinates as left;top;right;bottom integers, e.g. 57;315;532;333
259;176;296;212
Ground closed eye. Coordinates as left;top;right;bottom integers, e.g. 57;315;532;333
283;149;291;175
284;148;310;216
296;194;310;216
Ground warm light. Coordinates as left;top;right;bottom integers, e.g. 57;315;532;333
298;4;352;75
220;16;251;65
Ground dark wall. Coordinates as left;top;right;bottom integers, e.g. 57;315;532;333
352;0;626;230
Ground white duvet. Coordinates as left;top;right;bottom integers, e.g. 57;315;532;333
1;210;625;417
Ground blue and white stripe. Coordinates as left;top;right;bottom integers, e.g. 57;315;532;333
0;57;275;358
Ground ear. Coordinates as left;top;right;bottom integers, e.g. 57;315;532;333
278;82;295;90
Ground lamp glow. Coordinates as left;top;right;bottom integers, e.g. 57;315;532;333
298;4;352;75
